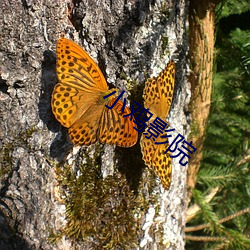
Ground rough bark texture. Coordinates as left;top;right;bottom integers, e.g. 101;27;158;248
187;0;219;203
0;0;189;249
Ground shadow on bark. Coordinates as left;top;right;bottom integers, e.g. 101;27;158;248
0;211;32;250
39;50;73;161
116;142;145;192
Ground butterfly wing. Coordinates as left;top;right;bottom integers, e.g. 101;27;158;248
52;38;109;128
68;105;104;145
143;60;175;118
52;38;138;147
56;38;108;91
52;83;103;128
141;60;175;189
140;131;172;190
52;38;109;138
69;122;98;146
98;99;138;147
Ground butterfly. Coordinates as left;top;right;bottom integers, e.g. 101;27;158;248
140;60;175;189
51;38;138;147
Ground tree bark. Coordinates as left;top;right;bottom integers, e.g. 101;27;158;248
0;0;189;249
187;0;220;204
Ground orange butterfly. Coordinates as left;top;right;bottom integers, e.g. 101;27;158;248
140;61;175;189
51;38;138;147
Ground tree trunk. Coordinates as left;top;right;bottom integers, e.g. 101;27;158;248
187;0;220;203
0;0;189;249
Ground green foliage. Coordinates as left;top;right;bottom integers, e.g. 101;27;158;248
218;0;250;17
192;189;225;233
187;1;250;249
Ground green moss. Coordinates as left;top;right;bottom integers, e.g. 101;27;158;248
50;148;157;248
25;126;38;138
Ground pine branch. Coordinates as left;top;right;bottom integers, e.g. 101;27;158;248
236;150;250;168
213;241;230;250
198;166;237;187
198;148;249;188
186;187;219;222
191;189;224;233
186;235;227;242
185;206;250;232
186;229;250;248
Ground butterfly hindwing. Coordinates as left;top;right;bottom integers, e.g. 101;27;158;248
140;132;172;190
99;99;138;147
68;121;98;146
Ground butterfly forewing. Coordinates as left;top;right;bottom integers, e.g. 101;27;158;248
52;82;104;128
52;83;79;128
56;38;108;92
143;60;175;118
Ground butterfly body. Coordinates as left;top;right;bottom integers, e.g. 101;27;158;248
52;38;138;147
